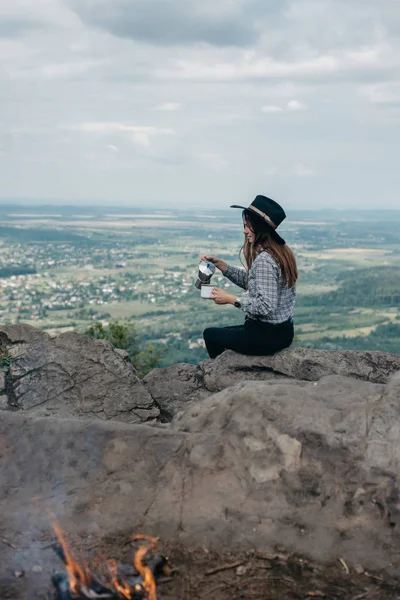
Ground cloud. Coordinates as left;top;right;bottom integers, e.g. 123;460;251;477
39;60;107;79
361;82;400;106
196;153;228;171
156;42;396;83
0;18;43;38
78;122;175;148
261;105;284;113
293;163;316;177
150;102;182;111
287;100;308;111
265;166;280;175
0;0;79;34
261;100;308;113
281;0;400;57
68;0;263;47
1;0;399;207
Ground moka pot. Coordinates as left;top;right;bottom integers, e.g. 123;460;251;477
195;260;216;290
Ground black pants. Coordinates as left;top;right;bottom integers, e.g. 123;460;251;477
203;317;294;359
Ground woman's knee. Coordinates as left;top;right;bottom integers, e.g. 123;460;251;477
203;327;218;342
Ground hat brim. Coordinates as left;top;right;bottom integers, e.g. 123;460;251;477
230;205;286;245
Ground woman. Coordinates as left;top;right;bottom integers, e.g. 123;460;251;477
202;194;297;359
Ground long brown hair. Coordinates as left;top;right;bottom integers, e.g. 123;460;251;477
240;209;298;288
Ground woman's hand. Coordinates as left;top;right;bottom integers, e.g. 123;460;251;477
211;287;237;305
200;255;227;273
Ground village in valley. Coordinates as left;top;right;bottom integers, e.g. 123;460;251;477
0;204;399;366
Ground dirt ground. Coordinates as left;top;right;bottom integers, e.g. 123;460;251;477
2;531;400;600
105;535;400;600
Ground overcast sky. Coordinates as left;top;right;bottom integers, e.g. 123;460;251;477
1;0;399;209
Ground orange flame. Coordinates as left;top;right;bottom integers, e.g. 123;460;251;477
52;521;90;594
132;535;158;600
106;560;132;599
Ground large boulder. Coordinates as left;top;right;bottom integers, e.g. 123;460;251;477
144;347;400;418
1;372;400;587
0;324;159;423
245;346;400;384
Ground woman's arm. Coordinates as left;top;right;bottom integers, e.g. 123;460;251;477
221;264;248;290
239;254;279;316
200;254;247;290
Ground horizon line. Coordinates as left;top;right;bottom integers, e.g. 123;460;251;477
0;202;399;213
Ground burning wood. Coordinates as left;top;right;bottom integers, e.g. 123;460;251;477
51;525;170;600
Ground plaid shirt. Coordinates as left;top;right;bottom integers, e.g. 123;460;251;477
223;252;296;324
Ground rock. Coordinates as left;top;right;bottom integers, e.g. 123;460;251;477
143;358;308;419
0;395;9;409
2;322;400;596
114;348;136;370
171;374;400;570
201;347;400;388
389;371;400;389
14;571;25;578
1;373;400;576
0;410;187;549
0;323;48;346
144;348;400;418
3;325;399;423
200;350;288;393
143;363;209;419
0;370;5;392
0;323;50;360
0;324;159;424
31;565;42;573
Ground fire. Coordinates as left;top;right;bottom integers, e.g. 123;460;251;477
132;535;158;600
52;523;165;600
106;560;132;599
52;521;90;594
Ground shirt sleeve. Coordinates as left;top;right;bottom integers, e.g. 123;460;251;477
222;264;247;290
239;254;279;317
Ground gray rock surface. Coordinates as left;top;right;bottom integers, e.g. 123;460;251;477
1;324;400;594
143;362;209;419
144;347;400;418
202;346;400;387
249;346;400;383
1;372;400;579
0;324;159;423
0;323;48;346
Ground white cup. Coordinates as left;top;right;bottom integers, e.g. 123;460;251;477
201;284;214;299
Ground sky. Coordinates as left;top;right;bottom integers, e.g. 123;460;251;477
0;0;400;209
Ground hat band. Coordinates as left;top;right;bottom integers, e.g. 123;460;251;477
248;204;277;229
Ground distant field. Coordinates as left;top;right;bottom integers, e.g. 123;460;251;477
301;248;393;263
289;221;330;226
296;307;396;341
91;301;179;318
3;218;238;231
296;284;339;295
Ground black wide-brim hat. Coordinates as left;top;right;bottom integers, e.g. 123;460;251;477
230;194;286;245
